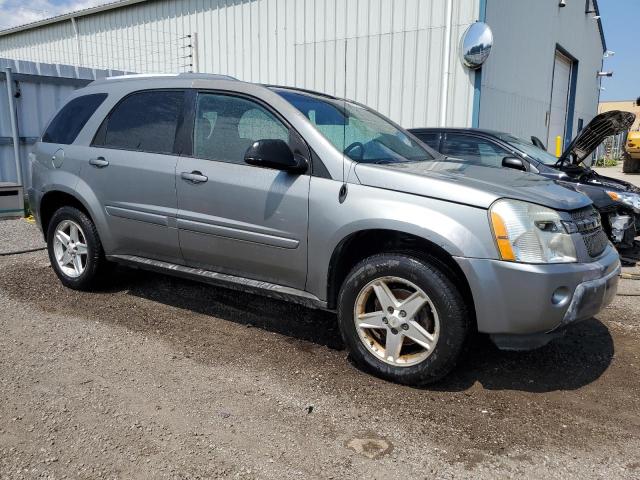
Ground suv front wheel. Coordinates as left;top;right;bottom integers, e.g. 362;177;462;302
338;253;470;385
47;206;108;290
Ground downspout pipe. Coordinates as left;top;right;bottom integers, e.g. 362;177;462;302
4;68;22;186
439;0;454;126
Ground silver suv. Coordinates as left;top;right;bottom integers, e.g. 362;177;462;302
29;74;620;385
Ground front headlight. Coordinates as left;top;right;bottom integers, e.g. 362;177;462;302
606;191;640;213
489;199;577;263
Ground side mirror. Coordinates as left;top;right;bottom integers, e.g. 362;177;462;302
530;136;546;150
244;139;307;173
502;156;526;171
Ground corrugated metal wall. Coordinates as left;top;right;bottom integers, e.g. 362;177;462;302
0;0;480;128
479;0;604;146
0;58;125;187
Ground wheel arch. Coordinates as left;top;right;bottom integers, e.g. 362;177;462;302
39;189;94;241
326;229;475;319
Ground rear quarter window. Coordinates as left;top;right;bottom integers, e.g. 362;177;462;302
42;93;107;145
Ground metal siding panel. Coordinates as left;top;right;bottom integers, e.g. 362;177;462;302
388;32;404;121
353;36;366;104
344;38;356;100
411;27;428;126
376;33;390;114
0;0;479;128
0;58;124;187
401;29;417;127
365;33;379;108
481;0;603;143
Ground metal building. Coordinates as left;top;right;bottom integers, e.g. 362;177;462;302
0;0;607;152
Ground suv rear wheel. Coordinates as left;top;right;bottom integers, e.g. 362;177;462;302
337;253;470;385
47;206;108;290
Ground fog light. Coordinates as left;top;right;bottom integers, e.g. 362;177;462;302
551;287;571;307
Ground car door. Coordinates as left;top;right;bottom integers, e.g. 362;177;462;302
175;91;311;289
441;133;513;169
81;89;185;263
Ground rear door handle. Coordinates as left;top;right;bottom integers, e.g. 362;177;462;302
181;171;208;184
89;157;109;168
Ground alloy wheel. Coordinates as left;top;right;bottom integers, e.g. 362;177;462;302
353;276;440;367
52;219;89;278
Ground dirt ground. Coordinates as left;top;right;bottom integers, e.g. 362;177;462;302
1;220;639;479
593;164;640;182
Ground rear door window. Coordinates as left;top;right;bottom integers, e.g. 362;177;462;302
42;93;107;145
413;132;441;151
441;134;510;168
96;90;184;154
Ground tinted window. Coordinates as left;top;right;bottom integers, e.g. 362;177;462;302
42;93;107;144
413;132;440;150
441;134;510;168
194;93;289;164
100;90;184;154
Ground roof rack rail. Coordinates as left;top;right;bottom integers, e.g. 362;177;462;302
265;84;339;100
106;72;237;81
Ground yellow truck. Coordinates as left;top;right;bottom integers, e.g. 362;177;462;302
626;131;640;160
623;131;640;173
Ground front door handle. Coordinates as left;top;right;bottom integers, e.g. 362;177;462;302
181;171;208;184
89;157;109;168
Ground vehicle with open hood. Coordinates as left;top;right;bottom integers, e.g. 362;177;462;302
410;110;639;249
29;74;620;385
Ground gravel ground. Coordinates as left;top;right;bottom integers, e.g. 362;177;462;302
0;219;45;255
1;219;639;479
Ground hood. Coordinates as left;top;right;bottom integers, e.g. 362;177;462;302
354;159;592;211
557;110;636;166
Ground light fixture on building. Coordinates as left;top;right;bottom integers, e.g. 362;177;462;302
559;0;567;7
604;50;616;58
597;71;613;77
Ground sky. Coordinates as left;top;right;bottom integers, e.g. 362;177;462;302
0;0;636;102
598;0;639;102
0;0;108;30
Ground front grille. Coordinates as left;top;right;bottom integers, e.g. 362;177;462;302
581;228;609;257
570;207;608;257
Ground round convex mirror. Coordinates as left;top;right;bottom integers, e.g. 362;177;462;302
460;22;493;69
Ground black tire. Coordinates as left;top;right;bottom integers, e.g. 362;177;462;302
46;206;108;290
337;253;470;386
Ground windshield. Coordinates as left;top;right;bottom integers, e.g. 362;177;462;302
273;88;435;164
496;133;559;166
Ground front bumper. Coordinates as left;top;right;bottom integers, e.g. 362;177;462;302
455;245;620;349
561;263;619;324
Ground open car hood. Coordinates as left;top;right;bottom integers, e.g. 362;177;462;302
556;110;636;166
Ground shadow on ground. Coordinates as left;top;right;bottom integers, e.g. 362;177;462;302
0;260;614;394
121;267;344;350
119;267;614;393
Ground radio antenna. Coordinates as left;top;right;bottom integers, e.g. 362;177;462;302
339;35;348;203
